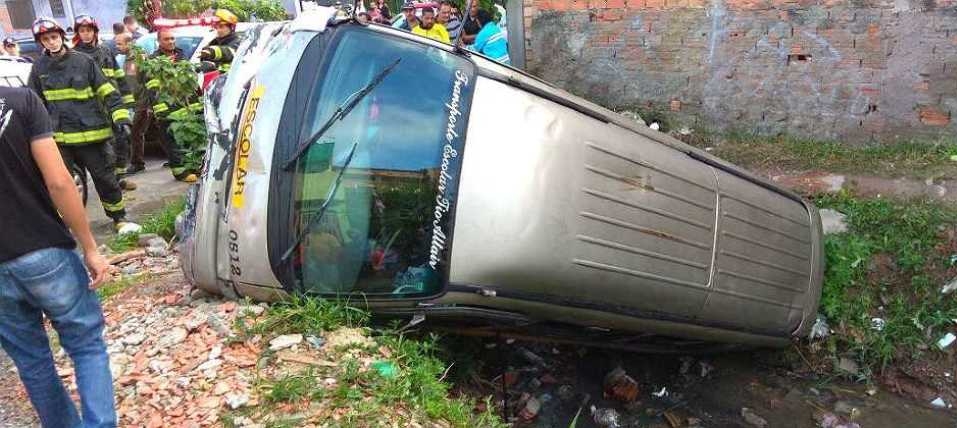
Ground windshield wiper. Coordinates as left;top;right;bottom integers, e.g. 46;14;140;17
280;139;360;264
282;58;400;171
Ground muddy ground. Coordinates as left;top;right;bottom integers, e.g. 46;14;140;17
454;340;956;427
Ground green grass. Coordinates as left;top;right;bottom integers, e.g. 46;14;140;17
236;294;371;338
679;130;957;178
228;297;506;427
96;273;152;301
813;192;957;372
107;198;186;253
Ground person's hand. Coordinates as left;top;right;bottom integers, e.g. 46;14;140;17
84;251;110;289
120;123;133;140
197;61;217;73
199;47;214;61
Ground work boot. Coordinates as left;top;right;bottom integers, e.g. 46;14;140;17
126;164;146;175
119;179;138;191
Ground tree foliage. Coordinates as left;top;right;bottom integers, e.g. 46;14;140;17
134;49;207;172
127;0;288;27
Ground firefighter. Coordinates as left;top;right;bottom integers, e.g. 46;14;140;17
143;27;200;182
72;14;137;185
27;17;139;231
198;9;241;73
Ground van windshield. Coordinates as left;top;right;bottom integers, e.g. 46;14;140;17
290;28;475;297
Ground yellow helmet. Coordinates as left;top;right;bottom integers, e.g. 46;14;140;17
215;9;239;26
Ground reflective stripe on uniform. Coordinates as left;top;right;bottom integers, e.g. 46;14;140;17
145;79;160;90
219;63;231;73
153;103;169;114
101;68;115;78
112;109;131;122
211;46;223;60
96;83;116;99
121;94;135;104
102;198;125;212
53;127;113;144
114;68;124;78
42;87;95;101
168;102;203;121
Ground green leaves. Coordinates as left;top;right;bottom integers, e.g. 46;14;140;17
137;54;208;171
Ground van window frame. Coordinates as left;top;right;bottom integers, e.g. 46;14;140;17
267;25;477;302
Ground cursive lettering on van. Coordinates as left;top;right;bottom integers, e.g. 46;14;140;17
429;69;470;270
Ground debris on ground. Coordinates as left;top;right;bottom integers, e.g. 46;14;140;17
837;357;860;376
930;397;948;408
268;334;303;351
819;209;849;235
591;405;621;427
936;333;956;350
603;367;639;403
518;395;541;421
740;407;768;427
809;315;831;340
941;277;957;294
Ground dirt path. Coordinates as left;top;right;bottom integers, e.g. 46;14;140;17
0;353;36;427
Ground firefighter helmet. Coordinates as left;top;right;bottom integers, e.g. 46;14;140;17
31;17;65;42
73;14;99;32
214;9;239;26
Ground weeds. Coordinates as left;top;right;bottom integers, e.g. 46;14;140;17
108;198;186;253
96;273;153;301
679;130;957;178
232;297;505;427
813;192;957;372
241;294;370;337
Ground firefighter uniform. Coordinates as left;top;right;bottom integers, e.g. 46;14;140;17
143;47;202;181
28;49;132;221
73;15;136;175
199;9;241;73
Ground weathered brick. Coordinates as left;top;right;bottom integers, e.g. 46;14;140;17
527;1;957;143
918;106;951;126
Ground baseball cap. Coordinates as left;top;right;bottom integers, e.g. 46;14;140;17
2;37;15;47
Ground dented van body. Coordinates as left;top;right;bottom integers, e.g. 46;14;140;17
180;9;824;351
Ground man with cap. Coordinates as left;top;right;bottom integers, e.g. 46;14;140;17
2;37;30;61
392;2;419;31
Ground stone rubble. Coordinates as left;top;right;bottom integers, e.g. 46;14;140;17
0;248;272;427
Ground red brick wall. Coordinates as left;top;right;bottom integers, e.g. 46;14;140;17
524;0;957;143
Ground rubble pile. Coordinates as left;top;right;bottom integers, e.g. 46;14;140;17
74;277;263;427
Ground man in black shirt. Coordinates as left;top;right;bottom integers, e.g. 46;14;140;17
0;86;115;426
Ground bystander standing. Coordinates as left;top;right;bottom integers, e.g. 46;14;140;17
437;1;462;43
0;85;116;428
412;7;450;44
470;9;510;65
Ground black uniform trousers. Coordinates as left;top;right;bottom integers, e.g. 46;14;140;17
59;140;126;221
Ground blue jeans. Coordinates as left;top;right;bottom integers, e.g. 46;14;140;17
0;247;116;428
